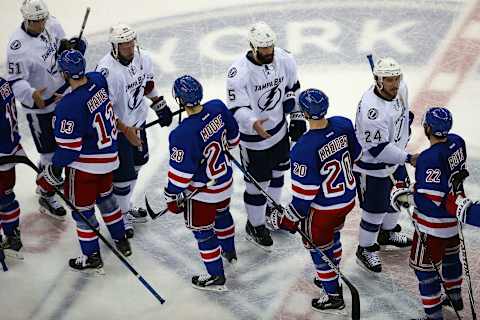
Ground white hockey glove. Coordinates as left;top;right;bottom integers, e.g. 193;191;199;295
446;192;473;224
36;164;63;194
269;204;302;234
390;182;412;212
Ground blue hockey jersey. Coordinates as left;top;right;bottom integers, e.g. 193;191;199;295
52;72;119;174
413;133;466;238
0;77;21;155
166;99;240;203
290;116;362;217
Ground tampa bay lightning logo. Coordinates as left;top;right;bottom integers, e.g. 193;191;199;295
367;107;379;120
10;40;21;50
128;85;144;111
258;85;281;112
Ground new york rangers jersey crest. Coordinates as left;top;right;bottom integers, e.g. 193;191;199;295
290;116;362;217
166;99;240;203
413;133;467;238
52;72;119;174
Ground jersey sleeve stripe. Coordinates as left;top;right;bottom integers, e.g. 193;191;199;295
228;134;240;147
77;153;118;164
56;139;83;151
169;167;194;179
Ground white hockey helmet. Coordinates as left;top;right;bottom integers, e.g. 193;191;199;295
109;24;137;59
248;21;276;49
21;0;49;21
373;57;402;78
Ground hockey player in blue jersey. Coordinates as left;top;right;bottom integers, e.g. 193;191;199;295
270;89;362;312
36;50;131;273
164;75;240;291
391;107;465;320
0;77;24;264
446;192;480;228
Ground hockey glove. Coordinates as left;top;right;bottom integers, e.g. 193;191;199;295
270;204;301;234
450;168;469;194
282;91;296;113
151;96;173;127
36;164;63;193
408;111;414;137
57;37;87;56
445;193;473;223
390;181;412;212
164;188;185;214
289;112;307;142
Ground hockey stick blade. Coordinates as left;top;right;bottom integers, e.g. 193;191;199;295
0;154;166;304
78;7;91;39
145;196;168;220
145;108;184;129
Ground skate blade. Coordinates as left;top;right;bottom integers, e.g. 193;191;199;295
192;283;228;292
4;249;24;260
355;257;381;274
379;244;411;251
69;266;105;276
132;217;148;224
311;305;347;316
39;207;66;221
245;235;273;252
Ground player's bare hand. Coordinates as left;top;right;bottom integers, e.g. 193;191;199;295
32;87;47;108
124;127;143;147
253;119;271;139
52;93;63;103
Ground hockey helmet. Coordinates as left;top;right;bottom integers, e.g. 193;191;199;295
109;24;137;59
299;88;329;120
373;57;402;78
248;21;276;49
58;49;86;80
173;75;203;107
422;106;452;137
21;0;49;21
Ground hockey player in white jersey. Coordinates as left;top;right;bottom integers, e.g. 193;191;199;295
5;0;85;219
226;22;306;249
354;57;419;272
96;24;173;238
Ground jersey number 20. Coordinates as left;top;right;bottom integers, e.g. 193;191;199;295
320;151;355;198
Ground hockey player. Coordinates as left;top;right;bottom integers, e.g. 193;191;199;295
354;57;418;273
165;75;240;291
36;50;131;273
446;193;480;227
270;88;361;311
226;21;306;249
6;0;86;219
0;77;24;261
391;107;465;320
96;24;173;238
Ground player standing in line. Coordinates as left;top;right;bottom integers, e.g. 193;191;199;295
354;57;418;273
36;50;131;273
96;24;173;238
5;0;86;219
226;21;306;250
164;75;240;291
0;77;24;262
446;191;480;228
391;107;465;320
270;88;361;312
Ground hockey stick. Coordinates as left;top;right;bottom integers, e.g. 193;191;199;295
225;149;361;320
78;7;91;39
0;155;166;304
145;108;185;129
145;183;209;220
0;246;7;272
366;54;375;72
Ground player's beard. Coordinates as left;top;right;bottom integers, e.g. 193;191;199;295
256;49;274;64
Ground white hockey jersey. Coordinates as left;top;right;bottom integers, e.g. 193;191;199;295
226;48;299;150
96;49;156;128
353;81;410;177
6;17;67;114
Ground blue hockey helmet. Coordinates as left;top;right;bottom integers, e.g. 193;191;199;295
422;106;452;137
172;75;203;107
58;49;86;80
298;88;329;119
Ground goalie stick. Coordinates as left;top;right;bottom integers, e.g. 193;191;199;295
0;155;166;304
225;149;361;320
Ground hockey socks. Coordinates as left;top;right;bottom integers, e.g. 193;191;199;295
0;200;20;236
310;244;340;295
193;229;224;277
214;208;236;255
73;210;100;256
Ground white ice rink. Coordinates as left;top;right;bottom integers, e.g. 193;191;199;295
0;0;479;319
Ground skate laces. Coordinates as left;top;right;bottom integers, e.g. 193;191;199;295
47;196;62;210
74;255;88;266
197;274;213;282
390;232;409;244
363;249;381;266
